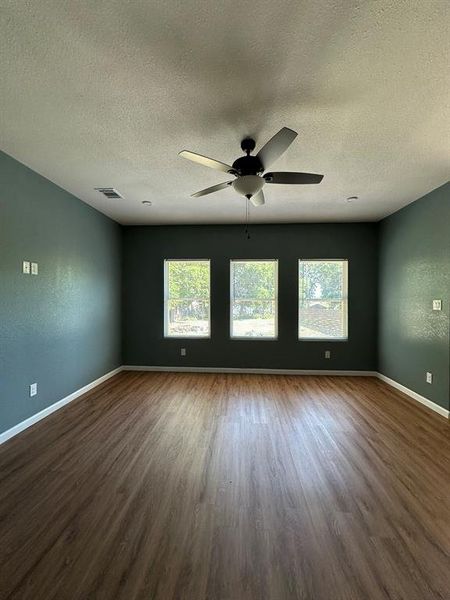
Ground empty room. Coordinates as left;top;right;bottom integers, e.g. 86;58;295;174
1;2;449;599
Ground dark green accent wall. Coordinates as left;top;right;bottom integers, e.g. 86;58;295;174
378;182;450;411
122;224;379;371
0;152;122;435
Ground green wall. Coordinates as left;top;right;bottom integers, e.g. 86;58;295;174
378;182;450;410
0;152;122;435
122;223;379;371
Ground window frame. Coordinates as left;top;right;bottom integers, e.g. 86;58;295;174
229;259;279;340
298;258;348;342
163;259;211;339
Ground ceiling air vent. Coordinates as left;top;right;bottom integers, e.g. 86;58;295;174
95;187;123;199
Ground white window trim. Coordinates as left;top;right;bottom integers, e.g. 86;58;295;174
230;259;279;340
298;259;348;341
164;259;211;339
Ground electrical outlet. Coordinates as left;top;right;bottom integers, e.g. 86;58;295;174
324;350;331;359
426;372;433;384
23;260;31;274
29;383;38;397
31;262;38;275
180;348;186;356
432;299;442;311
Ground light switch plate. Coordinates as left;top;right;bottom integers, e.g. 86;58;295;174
426;372;433;384
23;260;31;274
432;299;442;311
31;262;38;275
30;383;38;397
181;348;186;356
325;350;331;359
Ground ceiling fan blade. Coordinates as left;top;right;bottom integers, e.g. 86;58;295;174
256;127;298;170
264;172;324;184
191;181;233;197
179;150;233;174
250;190;265;207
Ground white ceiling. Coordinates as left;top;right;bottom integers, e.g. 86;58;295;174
1;1;449;225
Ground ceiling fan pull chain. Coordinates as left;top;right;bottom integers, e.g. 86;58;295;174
244;199;248;237
246;198;251;240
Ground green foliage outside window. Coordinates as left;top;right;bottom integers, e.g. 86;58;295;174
168;261;210;299
232;262;276;300
299;261;344;301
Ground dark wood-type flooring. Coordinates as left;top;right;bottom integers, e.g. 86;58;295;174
0;372;449;600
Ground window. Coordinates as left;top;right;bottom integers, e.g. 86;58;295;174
298;260;348;340
230;260;278;339
164;260;210;338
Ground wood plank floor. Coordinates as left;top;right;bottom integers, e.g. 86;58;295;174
0;372;449;600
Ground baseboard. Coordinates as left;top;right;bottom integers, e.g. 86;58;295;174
2;366;446;446
123;365;377;377
0;366;123;446
125;366;448;419
376;373;449;419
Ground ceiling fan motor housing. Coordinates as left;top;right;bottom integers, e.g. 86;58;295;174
231;154;263;176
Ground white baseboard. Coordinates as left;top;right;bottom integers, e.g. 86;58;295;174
125;366;449;419
376;373;449;419
0;366;123;446
123;365;377;377
2;366;446;446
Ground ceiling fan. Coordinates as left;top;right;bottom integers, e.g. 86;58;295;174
179;127;323;207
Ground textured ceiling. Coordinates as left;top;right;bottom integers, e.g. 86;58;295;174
1;0;449;225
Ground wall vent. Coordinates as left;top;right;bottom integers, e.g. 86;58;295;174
95;187;123;199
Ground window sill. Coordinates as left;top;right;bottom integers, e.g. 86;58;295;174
298;337;348;342
164;335;211;340
230;337;278;341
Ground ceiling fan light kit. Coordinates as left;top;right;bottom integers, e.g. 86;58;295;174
179;127;324;207
232;175;264;199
